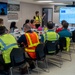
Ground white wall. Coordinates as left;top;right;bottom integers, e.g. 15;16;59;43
0;2;42;30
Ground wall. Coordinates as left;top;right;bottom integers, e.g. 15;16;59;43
42;5;60;25
0;2;42;30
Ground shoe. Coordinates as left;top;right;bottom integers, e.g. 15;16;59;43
29;62;35;70
19;66;28;74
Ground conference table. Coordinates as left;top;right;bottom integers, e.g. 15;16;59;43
11;29;45;40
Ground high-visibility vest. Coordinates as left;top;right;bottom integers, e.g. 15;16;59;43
0;34;18;63
34;16;41;24
25;32;40;59
44;31;59;42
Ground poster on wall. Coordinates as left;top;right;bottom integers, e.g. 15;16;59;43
54;5;66;12
8;13;18;21
8;4;20;11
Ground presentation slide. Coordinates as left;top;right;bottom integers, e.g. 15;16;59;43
60;7;75;24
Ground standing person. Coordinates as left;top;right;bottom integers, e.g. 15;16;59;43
34;11;45;29
0;18;3;26
0;26;19;75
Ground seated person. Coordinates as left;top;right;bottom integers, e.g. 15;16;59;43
58;22;71;51
58;22;71;38
18;24;40;69
30;19;36;29
10;21;17;33
0;26;18;74
41;22;59;42
56;20;67;33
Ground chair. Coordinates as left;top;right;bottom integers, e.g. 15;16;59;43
10;47;29;75
59;37;72;61
27;43;48;74
44;40;62;68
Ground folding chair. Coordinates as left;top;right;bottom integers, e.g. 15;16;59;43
10;48;29;75
27;43;48;75
59;37;72;61
44;40;62;68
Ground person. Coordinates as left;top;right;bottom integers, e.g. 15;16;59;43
34;11;45;29
10;21;17;33
0;8;5;15
0;26;19;75
56;20;67;33
30;19;36;29
18;24;40;69
41;22;59;42
0;18;3;26
58;22;71;38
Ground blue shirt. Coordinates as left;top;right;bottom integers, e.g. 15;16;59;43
58;29;71;38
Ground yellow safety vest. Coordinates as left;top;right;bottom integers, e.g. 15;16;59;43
43;31;59;42
35;16;41;24
0;34;18;63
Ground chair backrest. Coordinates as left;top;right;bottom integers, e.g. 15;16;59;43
10;48;26;66
59;37;70;51
45;40;59;54
35;43;46;60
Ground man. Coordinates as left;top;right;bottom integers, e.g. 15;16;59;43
0;26;18;74
18;24;40;69
56;20;67;33
41;22;59;42
34;11;45;29
58;22;71;38
0;18;3;26
18;24;40;59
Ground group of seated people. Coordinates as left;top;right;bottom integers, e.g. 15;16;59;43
0;18;71;75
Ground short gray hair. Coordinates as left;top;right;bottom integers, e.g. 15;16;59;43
23;24;31;29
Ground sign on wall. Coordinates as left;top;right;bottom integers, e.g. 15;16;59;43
8;4;20;11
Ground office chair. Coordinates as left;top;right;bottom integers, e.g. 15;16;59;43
59;37;72;61
10;47;29;75
44;40;62;68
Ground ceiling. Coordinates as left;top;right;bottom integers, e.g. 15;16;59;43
13;0;75;5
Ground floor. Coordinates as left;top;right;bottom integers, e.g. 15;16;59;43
9;44;75;75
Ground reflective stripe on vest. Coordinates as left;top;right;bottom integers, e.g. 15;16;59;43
25;32;40;48
0;39;17;51
25;48;35;52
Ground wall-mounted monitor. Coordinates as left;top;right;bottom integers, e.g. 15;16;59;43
60;7;75;24
0;2;7;15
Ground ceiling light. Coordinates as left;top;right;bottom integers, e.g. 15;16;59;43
49;3;67;5
37;0;53;3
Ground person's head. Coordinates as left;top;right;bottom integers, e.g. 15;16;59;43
47;21;55;29
0;18;3;26
35;11;39;16
61;20;67;26
23;24;31;32
31;19;34;24
25;19;30;24
1;8;4;12
0;26;6;35
10;22;16;29
63;22;69;29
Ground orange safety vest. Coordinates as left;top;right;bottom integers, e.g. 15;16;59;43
25;32;40;59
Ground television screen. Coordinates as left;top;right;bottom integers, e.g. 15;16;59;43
60;7;75;24
0;2;7;15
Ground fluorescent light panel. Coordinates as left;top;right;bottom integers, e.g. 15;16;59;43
49;3;67;5
37;0;53;3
